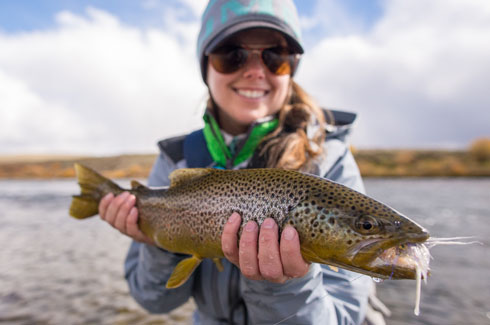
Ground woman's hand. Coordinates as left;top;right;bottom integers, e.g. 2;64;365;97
99;192;155;245
221;212;310;283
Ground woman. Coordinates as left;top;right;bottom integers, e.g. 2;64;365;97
99;0;378;324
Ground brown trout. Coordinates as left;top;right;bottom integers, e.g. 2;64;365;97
70;163;430;289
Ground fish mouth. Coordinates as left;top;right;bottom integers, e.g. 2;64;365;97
350;231;430;279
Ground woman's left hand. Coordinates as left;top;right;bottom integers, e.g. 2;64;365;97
221;212;310;283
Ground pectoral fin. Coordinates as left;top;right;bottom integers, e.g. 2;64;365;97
301;247;339;272
166;255;202;289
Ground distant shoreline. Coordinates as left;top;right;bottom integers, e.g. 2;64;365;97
0;150;488;179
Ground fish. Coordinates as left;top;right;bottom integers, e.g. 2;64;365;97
69;163;431;291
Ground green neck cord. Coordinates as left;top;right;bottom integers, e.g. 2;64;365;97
203;113;278;168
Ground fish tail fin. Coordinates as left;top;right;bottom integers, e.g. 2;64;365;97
166;255;202;289
69;163;124;219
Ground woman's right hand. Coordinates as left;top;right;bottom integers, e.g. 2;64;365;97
99;192;155;245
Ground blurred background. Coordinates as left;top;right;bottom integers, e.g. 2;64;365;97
0;1;489;324
1;0;489;155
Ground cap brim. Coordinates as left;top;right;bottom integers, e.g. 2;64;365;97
204;21;304;55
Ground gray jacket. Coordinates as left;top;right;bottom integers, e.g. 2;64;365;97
124;111;373;324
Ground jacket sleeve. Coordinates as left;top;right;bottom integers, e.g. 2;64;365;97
242;144;372;325
124;152;195;313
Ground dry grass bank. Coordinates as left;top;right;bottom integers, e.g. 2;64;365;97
0;148;489;179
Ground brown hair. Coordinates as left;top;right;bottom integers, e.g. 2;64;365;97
207;80;330;171
252;81;328;171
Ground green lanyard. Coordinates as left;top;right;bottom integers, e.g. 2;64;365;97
203;113;278;168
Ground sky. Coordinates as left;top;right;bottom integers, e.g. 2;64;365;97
0;0;489;155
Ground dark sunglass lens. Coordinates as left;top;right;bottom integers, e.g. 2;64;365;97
210;47;248;73
262;48;293;75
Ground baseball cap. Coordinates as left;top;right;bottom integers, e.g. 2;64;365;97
197;0;304;82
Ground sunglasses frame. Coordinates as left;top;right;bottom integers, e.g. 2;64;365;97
208;44;301;76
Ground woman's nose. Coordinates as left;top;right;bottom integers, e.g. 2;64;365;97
242;52;266;79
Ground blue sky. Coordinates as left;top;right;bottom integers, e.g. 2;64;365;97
0;0;383;47
0;0;489;155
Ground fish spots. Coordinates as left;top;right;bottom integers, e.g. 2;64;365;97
329;217;335;225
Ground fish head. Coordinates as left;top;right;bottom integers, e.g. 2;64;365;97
299;186;430;280
343;209;430;279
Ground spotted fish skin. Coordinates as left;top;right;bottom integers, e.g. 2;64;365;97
70;164;430;288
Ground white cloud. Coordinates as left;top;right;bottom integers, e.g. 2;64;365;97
0;7;206;155
179;0;208;18
297;0;490;148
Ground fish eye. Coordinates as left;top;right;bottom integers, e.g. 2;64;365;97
355;215;379;234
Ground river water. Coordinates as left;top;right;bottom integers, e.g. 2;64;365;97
0;178;488;325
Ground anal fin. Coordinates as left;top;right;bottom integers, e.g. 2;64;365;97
166;255;202;289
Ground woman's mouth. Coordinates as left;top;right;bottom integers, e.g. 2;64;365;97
234;88;269;99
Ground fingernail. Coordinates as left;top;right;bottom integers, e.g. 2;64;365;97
129;194;136;202
228;213;239;223
262;218;275;229
245;222;256;232
283;227;295;240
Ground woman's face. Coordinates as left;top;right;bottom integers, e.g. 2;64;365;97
207;29;291;135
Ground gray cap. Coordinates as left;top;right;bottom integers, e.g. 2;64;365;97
197;0;304;82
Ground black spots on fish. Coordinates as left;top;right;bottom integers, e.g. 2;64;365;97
311;233;316;238
320;215;326;220
351;206;356;211
347;239;353;245
328;217;335;225
305;208;311;214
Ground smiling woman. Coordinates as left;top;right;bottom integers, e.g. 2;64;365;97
92;0;388;324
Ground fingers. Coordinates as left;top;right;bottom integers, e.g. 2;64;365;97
114;193;136;233
280;226;310;278
102;191;131;225
98;192;113;219
98;192;154;245
258;218;287;283
221;213;241;266
239;221;263;281
222;214;308;283
126;207;155;245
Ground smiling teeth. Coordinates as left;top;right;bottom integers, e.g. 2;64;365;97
237;89;266;98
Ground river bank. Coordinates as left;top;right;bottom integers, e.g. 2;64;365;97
0;149;488;179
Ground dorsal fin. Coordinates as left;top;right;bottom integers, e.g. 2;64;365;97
169;168;216;188
131;180;148;190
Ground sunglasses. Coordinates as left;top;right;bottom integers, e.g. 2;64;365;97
208;45;301;76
